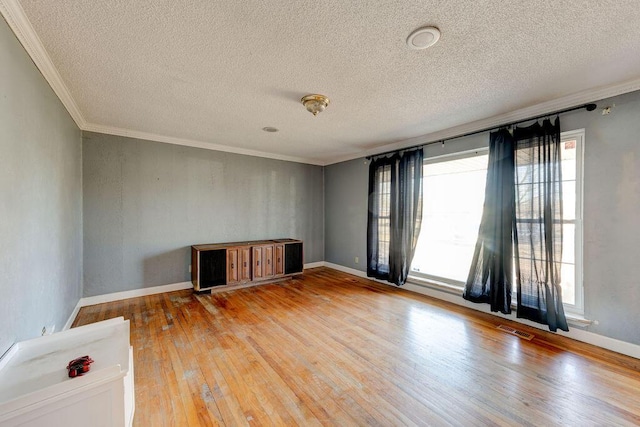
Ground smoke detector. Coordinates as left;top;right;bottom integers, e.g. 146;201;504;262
407;26;441;50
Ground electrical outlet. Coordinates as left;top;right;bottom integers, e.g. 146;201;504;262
354;256;359;264
41;324;55;336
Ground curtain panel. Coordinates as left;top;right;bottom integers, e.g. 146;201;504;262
513;118;568;332
463;119;568;332
463;129;516;314
367;149;423;286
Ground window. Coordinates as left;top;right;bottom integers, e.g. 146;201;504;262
409;130;584;314
410;151;488;285
375;165;392;268
556;129;584;314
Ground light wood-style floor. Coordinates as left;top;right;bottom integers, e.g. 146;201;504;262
73;267;640;426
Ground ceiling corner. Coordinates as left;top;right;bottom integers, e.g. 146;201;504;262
82;122;327;166
0;0;86;128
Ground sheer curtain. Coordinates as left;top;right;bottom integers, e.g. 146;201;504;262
463;129;515;314
367;149;423;286
463;119;569;332
513;118;568;332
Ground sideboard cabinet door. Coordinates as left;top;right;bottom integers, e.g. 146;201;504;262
263;245;275;278
239;247;251;282
253;246;264;279
275;244;284;276
227;248;239;284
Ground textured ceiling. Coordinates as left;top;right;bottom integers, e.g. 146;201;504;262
8;0;640;164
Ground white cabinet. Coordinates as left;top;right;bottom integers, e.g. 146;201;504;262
0;317;134;426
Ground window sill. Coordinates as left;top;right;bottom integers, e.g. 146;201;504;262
407;274;463;295
406;275;592;327
563;314;592;327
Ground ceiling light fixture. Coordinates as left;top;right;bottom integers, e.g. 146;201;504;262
407;26;440;50
262;127;279;132
301;94;330;116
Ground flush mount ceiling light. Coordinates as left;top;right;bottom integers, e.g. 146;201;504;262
406;26;440;50
301;94;330;116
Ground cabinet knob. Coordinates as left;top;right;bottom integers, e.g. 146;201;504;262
244;262;247;267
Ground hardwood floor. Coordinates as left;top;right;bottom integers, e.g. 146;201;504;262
73;267;640;426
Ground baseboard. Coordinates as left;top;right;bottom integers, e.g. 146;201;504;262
64;266;322;326
65;264;320;327
304;261;325;269
64;263;639;360
63;281;194;328
323;262;359;275
79;281;194;308
323;262;640;360
64;265;329;328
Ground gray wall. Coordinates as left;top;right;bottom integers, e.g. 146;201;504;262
83;132;324;297
0;17;82;355
562;90;640;345
325;90;640;346
324;157;369;271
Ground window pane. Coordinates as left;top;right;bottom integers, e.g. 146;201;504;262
375;165;392;267
561;140;577;180
561;223;575;264
377;218;390;265
560;137;578;307
562;180;576;220
410;154;488;283
559;262;575;305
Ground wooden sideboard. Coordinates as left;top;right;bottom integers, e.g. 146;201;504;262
191;239;303;292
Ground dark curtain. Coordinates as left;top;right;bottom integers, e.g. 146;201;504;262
513;118;568;332
463;129;516;314
367;149;423;286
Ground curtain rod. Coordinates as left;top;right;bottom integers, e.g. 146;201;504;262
367;103;597;160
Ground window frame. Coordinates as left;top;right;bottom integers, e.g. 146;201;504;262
407;129;585;315
560;129;585;315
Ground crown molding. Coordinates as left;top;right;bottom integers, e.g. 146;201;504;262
324;77;640;166
0;0;321;166
82;123;326;166
3;0;640;167
0;0;86;128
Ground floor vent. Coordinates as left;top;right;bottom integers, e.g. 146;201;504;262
497;324;535;341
